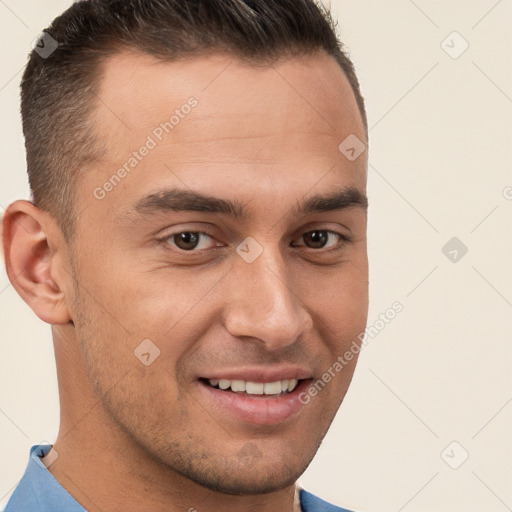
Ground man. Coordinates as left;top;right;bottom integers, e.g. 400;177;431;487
2;0;368;510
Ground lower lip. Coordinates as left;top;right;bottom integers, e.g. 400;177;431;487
197;379;312;426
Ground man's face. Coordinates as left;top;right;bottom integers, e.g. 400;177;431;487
65;50;368;494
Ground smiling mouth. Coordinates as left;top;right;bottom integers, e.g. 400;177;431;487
200;378;302;397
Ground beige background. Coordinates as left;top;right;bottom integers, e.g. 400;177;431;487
1;1;511;511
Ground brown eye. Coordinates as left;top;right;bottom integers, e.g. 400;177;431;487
173;232;202;251
159;229;222;254
303;230;329;249
293;230;347;250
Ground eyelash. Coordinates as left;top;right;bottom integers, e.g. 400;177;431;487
158;229;350;254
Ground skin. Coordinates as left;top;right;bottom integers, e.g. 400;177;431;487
3;50;368;512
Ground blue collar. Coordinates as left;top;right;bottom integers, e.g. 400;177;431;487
5;445;85;512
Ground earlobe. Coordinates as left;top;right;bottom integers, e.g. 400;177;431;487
2;200;72;325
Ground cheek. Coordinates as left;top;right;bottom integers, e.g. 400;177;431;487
98;256;228;336
73;287;186;420
305;266;368;336
70;249;225;389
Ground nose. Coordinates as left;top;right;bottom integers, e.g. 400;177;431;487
222;246;313;350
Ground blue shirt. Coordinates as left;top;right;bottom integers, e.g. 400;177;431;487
4;444;353;512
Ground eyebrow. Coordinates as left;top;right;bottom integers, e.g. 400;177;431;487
130;186;368;221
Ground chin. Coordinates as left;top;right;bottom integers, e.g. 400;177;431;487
185;467;300;496
153;439;311;496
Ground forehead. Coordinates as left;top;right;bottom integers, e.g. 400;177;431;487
82;50;366;226
97;49;363;112
94;49;365;146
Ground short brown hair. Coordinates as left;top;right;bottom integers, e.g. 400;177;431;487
21;0;367;239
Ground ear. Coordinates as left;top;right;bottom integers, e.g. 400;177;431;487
2;200;72;325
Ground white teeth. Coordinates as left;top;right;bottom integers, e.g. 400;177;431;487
219;379;230;390
264;381;282;395
207;378;300;395
246;382;264;394
230;380;246;392
288;379;298;392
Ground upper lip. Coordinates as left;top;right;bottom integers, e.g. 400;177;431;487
200;365;313;383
